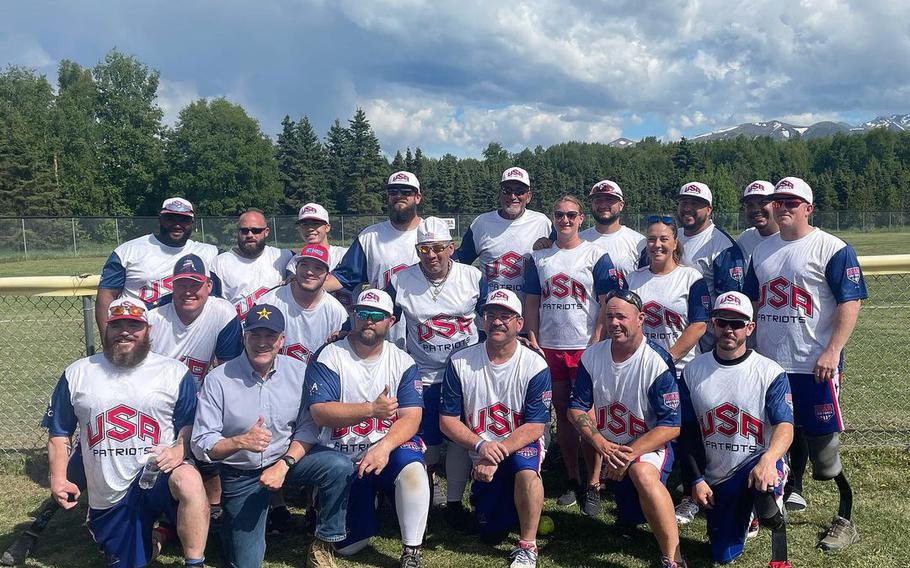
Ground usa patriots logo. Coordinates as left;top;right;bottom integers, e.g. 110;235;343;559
729;267;743;283
542;390;552;406
303;205;317;214
701;295;711;310
846;266;861;284
181;258;196;271
814;403;835;423
785;393;793;411
491;290;509;301
506;168;524;179
777;179;794;190
392;172;411;183
662;392;680;411
682;184;702;195
413;380;423;396
363;291;380;302
516;446;539;458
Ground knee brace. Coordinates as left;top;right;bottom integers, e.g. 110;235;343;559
806;432;843;481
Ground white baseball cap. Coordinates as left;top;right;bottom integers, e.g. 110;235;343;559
387;171;421;193
589;179;624;201
774;176;813;204
417;216;452;244
107;298;150;324
678;182;713;205
296;203;329;224
500;166;530;188
742;180;775;201
354;288;394;315
160;197;194;217
484;289;523;315
712;291;753;321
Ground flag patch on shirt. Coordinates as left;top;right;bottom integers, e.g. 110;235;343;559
414;380;423;396
662;392;680;411
815;403;835;423
730;266;743;282
542;390;552;406
846;266;861;284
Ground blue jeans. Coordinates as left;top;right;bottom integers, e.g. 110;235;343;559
219;445;353;568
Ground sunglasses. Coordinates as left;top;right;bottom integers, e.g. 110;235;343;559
714;318;748;330
416;243;451;255
605;289;643;311
388;188;419;197
772;198;806;209
238;227;267;234
647;215;675;224
484;310;520;323
110;304;146;318
501;186;530;196
554;210;581;220
355;309;390;322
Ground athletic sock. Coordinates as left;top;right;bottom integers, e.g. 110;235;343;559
396;461;430;545
787;428;808;494
833;472;853;520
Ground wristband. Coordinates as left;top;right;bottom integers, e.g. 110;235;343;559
474;439;485;452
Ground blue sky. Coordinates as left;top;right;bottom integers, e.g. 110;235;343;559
3;0;910;158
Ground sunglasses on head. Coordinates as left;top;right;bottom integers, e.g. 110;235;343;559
604;289;643;311
416;243;450;255
238;227;267;235
554;210;580;220
387;187;418;197
772;198;806;209
355;309;389;322
714;318;748;330
647;215;675;225
110;304;146;318
501;186;530;196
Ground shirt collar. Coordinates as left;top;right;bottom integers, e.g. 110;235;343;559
239;351;279;383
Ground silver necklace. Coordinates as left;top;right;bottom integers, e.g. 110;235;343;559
422;260;452;302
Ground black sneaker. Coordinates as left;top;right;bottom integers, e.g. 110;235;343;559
556;483;579;507
581;485;602;517
266;505;292;535
400;546;422;568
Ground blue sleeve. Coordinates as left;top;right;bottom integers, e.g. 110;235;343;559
522;368;552;423
547;225;557;241
476;276;489;315
593;252;624;296
678;374;697;424
647;339;678;378
523;256;542;295
743;259;759;301
637;247;650;269
43;373;77;436
99;251;126;290
304;359;342;406
397;365;423;408
648;370;681;427
452;227;478;265
568;360;595;411
713;244;745;294
331;238;368;291
687;278;711;322
439;360;465;417
209;271;223;298
765;372;794;425
824;245;869;303
173;372;198;431
384;281;403;322
214;317;244;361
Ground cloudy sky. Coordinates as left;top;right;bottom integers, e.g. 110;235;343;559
3;0;909;157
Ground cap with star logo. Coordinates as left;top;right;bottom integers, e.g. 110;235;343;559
243;303;285;333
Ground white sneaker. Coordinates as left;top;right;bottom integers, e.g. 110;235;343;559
784;491;807;512
675;497;699;525
509;542;538;567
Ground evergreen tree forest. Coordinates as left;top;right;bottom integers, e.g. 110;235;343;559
2;50;910;218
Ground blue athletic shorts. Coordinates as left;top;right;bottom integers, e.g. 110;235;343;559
338;436;425;548
470;440;545;535
611;443;673;526
86;470;178;567
788;372;844;435
419;382;444;446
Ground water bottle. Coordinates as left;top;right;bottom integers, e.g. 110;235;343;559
138;448;161;489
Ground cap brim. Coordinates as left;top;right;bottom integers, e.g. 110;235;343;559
160;210;194;217
295;255;330;269
711;309;751;321
108;314;148;324
589;191;624;201
485;300;521;315
353;304;392;315
296;216;328;224
173;273;207;282
773;192;810;202
243;322;283;333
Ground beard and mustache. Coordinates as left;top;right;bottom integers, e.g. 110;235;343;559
102;332;152;369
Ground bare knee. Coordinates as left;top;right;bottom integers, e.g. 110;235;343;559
628;463;662;495
168;464;206;504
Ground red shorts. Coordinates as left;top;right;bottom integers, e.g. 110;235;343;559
542;348;584;383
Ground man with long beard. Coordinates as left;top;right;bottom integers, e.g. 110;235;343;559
44;298;209;568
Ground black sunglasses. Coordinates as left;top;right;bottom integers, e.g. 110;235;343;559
604;289;642;311
238;227;267;235
388;187;419;197
647;215;675;225
714;318;748;330
554;211;580;220
501;186;530;196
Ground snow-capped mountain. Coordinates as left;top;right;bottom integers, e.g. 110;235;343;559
689;114;910;142
608;137;637;148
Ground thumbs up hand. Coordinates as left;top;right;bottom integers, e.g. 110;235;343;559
238;416;272;452
370;385;398;420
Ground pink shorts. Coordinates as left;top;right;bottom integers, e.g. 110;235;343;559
542;348;584;383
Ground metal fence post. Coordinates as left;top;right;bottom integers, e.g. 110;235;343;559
72;218;78;257
341;215;345;243
115;217;121;245
200;217;206;244
272;216;278;246
21;218;27;260
82;296;96;356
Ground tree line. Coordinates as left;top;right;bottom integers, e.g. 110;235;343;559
2;49;910;218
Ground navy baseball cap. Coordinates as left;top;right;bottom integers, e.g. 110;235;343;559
173;254;207;282
244;303;285;333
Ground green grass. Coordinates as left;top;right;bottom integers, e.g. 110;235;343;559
1;448;908;567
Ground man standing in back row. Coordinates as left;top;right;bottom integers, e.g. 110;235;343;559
735;181;779;267
745;176;866;551
580;180;646;278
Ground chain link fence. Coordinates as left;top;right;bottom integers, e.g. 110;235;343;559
1;211;908;261
0;271;907;459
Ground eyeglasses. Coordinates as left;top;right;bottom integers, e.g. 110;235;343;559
500;186;530;196
554;211;580;220
388;188;419;197
484;310;520;323
238;227;267;234
604;289;643;311
354;309;390;322
772;198;806;210
647;215;675;225
110;304;146;318
714;318;748;330
416;243;451;255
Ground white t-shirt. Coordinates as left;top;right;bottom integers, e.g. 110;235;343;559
214;246;294;320
580;225;646;278
258;285;348;365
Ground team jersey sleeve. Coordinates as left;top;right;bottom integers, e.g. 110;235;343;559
568;359;595;411
765;372;794;425
522;367;552;423
396;364;423;408
678;374;697;424
743;259;759;301
383;280;403;322
593;252;624;296
824;245;869;303
191;374;226;460
173;372;198;431
452;226;479;265
647;369;681;427
712;244;746;294
687;278;711;322
43;373;77;437
214;316;244;361
99;251;126;290
523;256;542;295
677;374;706;487
209;271;223;298
331;238;368;291
439;360;464;417
304;358;342;406
547;225;557;241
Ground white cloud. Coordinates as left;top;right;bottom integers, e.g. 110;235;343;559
0;34;54;70
156;79;201;127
